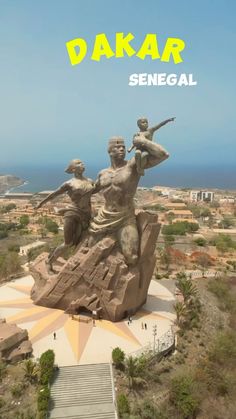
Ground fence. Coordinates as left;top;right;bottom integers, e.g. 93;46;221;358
130;328;175;358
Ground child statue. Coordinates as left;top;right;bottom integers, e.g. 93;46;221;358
128;117;175;175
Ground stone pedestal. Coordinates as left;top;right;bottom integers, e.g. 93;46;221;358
30;211;160;322
0;319;32;363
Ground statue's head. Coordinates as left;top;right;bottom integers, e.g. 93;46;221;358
108;137;126;160
137;117;148;131
65;159;85;174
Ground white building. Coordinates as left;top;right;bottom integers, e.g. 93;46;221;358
219;197;235;204
190;190;214;202
190;191;201;202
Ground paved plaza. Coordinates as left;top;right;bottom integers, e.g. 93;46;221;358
0;275;175;366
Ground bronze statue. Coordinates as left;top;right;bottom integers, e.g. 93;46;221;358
35;159;95;272
128;117;175;175
89;134;169;265
30;118;172;321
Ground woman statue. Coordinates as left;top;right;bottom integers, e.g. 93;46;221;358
35;159;95;272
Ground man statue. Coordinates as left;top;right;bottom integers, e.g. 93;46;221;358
89;134;169;265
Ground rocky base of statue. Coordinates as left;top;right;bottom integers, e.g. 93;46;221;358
0;319;32;363
30;211;160;322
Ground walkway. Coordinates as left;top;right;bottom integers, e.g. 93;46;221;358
49;363;117;419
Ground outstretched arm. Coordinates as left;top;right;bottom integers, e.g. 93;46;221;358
131;136;169;169
35;183;69;209
150;117;175;133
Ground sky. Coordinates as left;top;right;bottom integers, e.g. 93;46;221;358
0;0;236;173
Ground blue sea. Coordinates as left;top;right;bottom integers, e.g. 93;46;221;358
1;163;236;193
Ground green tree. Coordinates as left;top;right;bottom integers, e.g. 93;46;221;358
194;237;207;247
213;234;236;253
164;235;175;245
45;218;59;234
219;216;234;229
2;203;16;213
162;221;198;236
176;276;197;304
117;394;130;417
160;248;172;271
112;347;125;369
200;207;211;218
125;356;139;388
174;302;187;327
39;349;55;386
23;359;39;384
19;214;30;227
166;212;175;224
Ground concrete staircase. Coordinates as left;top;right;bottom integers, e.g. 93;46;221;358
49;363;117;419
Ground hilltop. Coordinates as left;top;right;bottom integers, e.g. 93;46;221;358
0;175;24;194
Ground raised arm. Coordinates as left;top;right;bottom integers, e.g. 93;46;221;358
35;183;69;209
91;170;107;195
131;135;169;169
150;117;175;133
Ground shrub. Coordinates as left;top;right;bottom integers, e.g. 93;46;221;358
0;361;7;381
194;237;207;247
19;214;30;227
8;244;20;252
37;386;50;412
162;221;199;236
0;397;6;409
11;383;25;397
208;330;236;367
112;347;125;368
0;252;22;279
207;277;236;312
39;349;55;385
170;372;200;418
117;393;130;417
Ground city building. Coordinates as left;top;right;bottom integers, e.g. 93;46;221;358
165;203;187;210
166;209;194;220
219;197;235;204
190;190;214;202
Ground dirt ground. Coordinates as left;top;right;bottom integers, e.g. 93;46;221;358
0;362;37;419
115;275;236;418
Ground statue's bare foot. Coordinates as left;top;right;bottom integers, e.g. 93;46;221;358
45;260;56;274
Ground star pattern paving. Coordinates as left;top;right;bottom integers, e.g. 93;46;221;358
0;278;175;365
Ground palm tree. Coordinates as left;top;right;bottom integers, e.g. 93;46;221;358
23;359;39;384
125;356;138;388
176;271;187;281
174;301;187;326
176;277;197;304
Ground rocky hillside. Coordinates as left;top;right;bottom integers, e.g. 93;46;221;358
0;175;24;194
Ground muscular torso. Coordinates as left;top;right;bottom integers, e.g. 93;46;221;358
98;161;139;212
65;178;95;212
